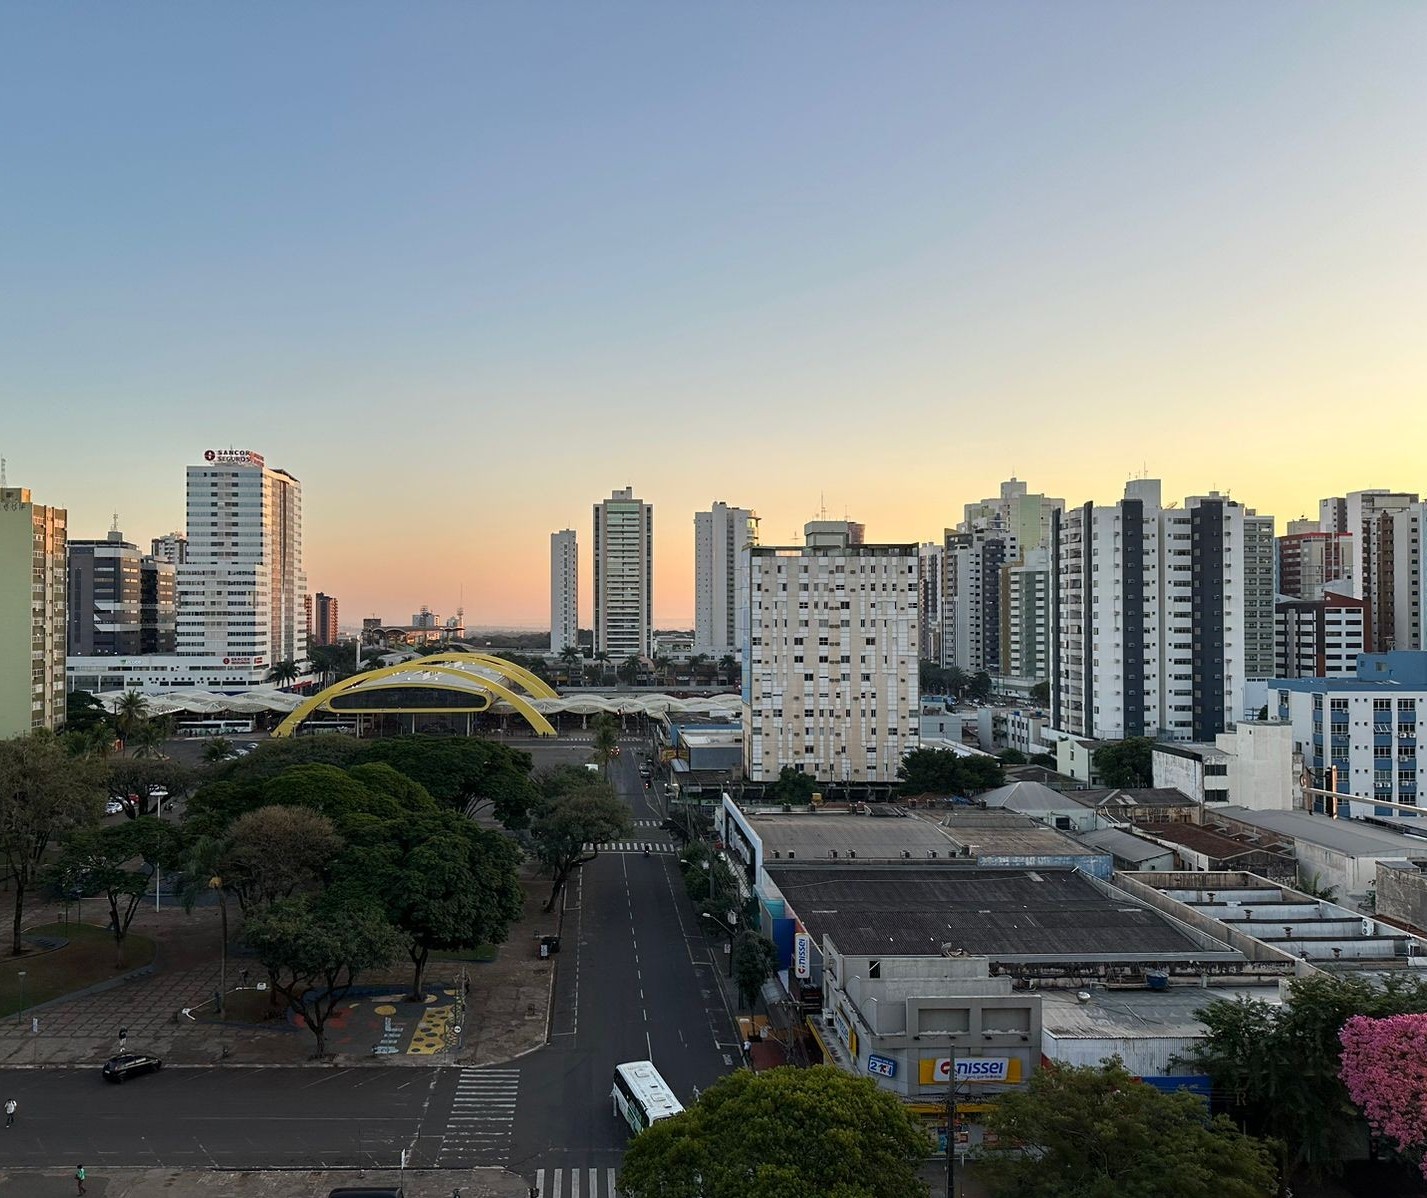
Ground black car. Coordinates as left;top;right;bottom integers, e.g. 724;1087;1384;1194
102;1053;163;1083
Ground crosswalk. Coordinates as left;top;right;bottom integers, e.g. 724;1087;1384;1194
630;818;663;827
583;841;676;854
534;1166;621;1197
439;1066;519;1162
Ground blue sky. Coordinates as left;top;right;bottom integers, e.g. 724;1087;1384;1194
3;3;1424;625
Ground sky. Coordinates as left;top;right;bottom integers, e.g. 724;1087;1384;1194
2;3;1425;629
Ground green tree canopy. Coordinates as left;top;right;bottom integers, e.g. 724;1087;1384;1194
225;805;343;914
244;894;399;1057
732;931;778;1010
0;733;105;955
766;765;817;806
1186;972;1427;1175
977;1058;1276;1198
591;714;621;777
105;757;196;818
896;750;1004;798
353;737;539;828
65;690;110;734
1092;737;1155;788
618;1065;930;1198
1029;680;1050;705
529;786;631;910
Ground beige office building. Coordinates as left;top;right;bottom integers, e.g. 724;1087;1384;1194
0;487;68;736
742;521;918;784
593;487;652;660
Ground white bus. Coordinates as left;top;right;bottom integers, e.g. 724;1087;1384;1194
177;719;256;737
612;1060;684;1135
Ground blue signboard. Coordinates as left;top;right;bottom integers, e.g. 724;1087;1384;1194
867;1054;897;1078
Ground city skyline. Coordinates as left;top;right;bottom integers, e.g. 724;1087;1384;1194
4;4;1425;627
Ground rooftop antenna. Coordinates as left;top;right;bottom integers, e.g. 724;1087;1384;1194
110;511;120;534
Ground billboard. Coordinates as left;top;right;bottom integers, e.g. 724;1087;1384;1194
793;933;812;978
203;449;265;468
919;1057;1019;1085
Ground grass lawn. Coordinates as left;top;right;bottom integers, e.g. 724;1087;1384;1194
431;944;498;963
0;922;156;1018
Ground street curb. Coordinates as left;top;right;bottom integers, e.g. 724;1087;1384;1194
540;879;567;1048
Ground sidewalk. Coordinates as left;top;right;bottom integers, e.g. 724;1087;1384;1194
0;1167;531;1197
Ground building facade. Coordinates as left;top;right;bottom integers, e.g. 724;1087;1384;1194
175;448;307;683
1275;592;1368;678
593;488;652;660
742;522;918;783
549;529;579;655
1001;547;1050;681
1275;652;1427;812
311;592;340;647
694;502;758;657
941;528;1006;675
1051;480;1276;742
917;542;942;663
0;486;67;736
140;557;177;654
1343;490;1420;652
149;531;188;565
1277;530;1352;601
67;527;142;657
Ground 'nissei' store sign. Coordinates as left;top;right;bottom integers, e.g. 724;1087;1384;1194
918;1057;1020;1085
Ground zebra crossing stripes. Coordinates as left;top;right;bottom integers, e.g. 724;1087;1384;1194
630;818;662;827
534;1166;621;1197
582;841;675;854
439;1066;519;1162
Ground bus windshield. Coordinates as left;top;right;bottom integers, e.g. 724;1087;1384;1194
611;1060;683;1134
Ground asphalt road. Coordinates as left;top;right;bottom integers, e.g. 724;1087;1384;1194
0;736;737;1196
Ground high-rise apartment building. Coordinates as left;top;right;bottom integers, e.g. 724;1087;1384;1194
941;528;1007;674
1051;480;1275;742
742;520;918;784
67;525;176;657
961;478;1064;560
550;530;579;654
694;502;758;657
1277;530;1352;602
0;486;67;736
593;488;652;660
1002;547;1051;682
917;542;942;663
311;592;340;647
1275;592;1368;678
177;448;307;678
150;531;188;565
1343;490;1420;652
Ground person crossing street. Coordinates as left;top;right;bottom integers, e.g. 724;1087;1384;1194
75;1164;87;1195
4;1098;15;1127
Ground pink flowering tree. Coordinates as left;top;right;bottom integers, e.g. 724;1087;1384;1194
1339;1012;1427;1176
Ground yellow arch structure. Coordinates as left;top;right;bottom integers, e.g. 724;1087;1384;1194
271;657;558;739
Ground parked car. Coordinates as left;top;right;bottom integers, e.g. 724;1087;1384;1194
104;799;125;816
102;1053;163;1083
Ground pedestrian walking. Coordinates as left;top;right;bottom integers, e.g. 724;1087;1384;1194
4;1098;15;1127
75;1164;87;1195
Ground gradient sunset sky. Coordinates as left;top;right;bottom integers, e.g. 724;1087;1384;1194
3;4;1424;629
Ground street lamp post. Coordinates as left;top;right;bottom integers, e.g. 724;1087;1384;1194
16;971;27;1026
944;1035;965;1198
701;911;737;978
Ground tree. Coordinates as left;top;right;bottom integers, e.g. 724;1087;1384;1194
1093;737;1155;788
529;787;632;911
0;734;105;955
617;655;642;686
618;1065;929;1198
176;833;236;1014
386;817;524;1000
225;805;343;913
558;644;582;685
718;653;739;686
956;755;1005;793
732;931;777;1010
202;737;235;766
591;714;620;778
1029;752;1058;768
997;748;1027;766
267;660;300;688
113;691;150;750
66;690;110;734
354;737;539;828
896;750;1003;798
105;758;196;818
1186;972;1427;1174
593;650;612;683
129;718;167;760
1029;679;1050;705
977;1058;1276;1198
50;817;181;966
688;653;710;684
1339;1013;1427;1178
244;895;399;1057
968;670;994;701
765;765;816;807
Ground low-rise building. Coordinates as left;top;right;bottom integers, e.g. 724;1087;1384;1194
976;781;1097;834
1076;787;1199;824
1151;720;1295;811
1374;859;1427;933
1077;827;1177;872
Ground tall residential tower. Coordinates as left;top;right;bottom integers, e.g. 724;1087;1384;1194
593;488;652;660
0;486;67;736
694;502;758;657
550;530;579;654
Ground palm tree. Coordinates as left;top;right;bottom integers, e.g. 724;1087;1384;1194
203;737;235;765
617;656;642;687
558;645;582;686
652;654;673;688
86;721;117;761
114;690;149;751
267;660;300;688
689;653;710;684
591;715;620;778
719;654;739;686
594;650;612;684
131;719;165;759
177;835;234;1016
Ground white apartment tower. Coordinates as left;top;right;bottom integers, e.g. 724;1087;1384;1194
177;449;307;681
742;521;918;784
695;502;758;657
550;530;579;654
1342;490;1420;652
1051;481;1275;742
593;487;653;660
917;542;943;663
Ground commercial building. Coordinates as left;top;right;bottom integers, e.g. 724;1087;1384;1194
310;592;340;647
549;529;579;654
1150;720;1295;810
67;526;177;658
0;485;67;736
694;502;758;657
1274;652;1427;813
593;487;652;660
741;521;917;784
1274;591;1367;679
178;448;307;679
1050;480;1276;742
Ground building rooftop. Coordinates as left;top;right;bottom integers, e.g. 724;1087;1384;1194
1078;827;1173;865
1040;982;1282;1040
936;810;1102;859
748;811;956;861
1134;821;1290;861
978;781;1094;814
764;865;1237;961
1078;788;1199;812
1153;742;1231;763
1216;808;1427;859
